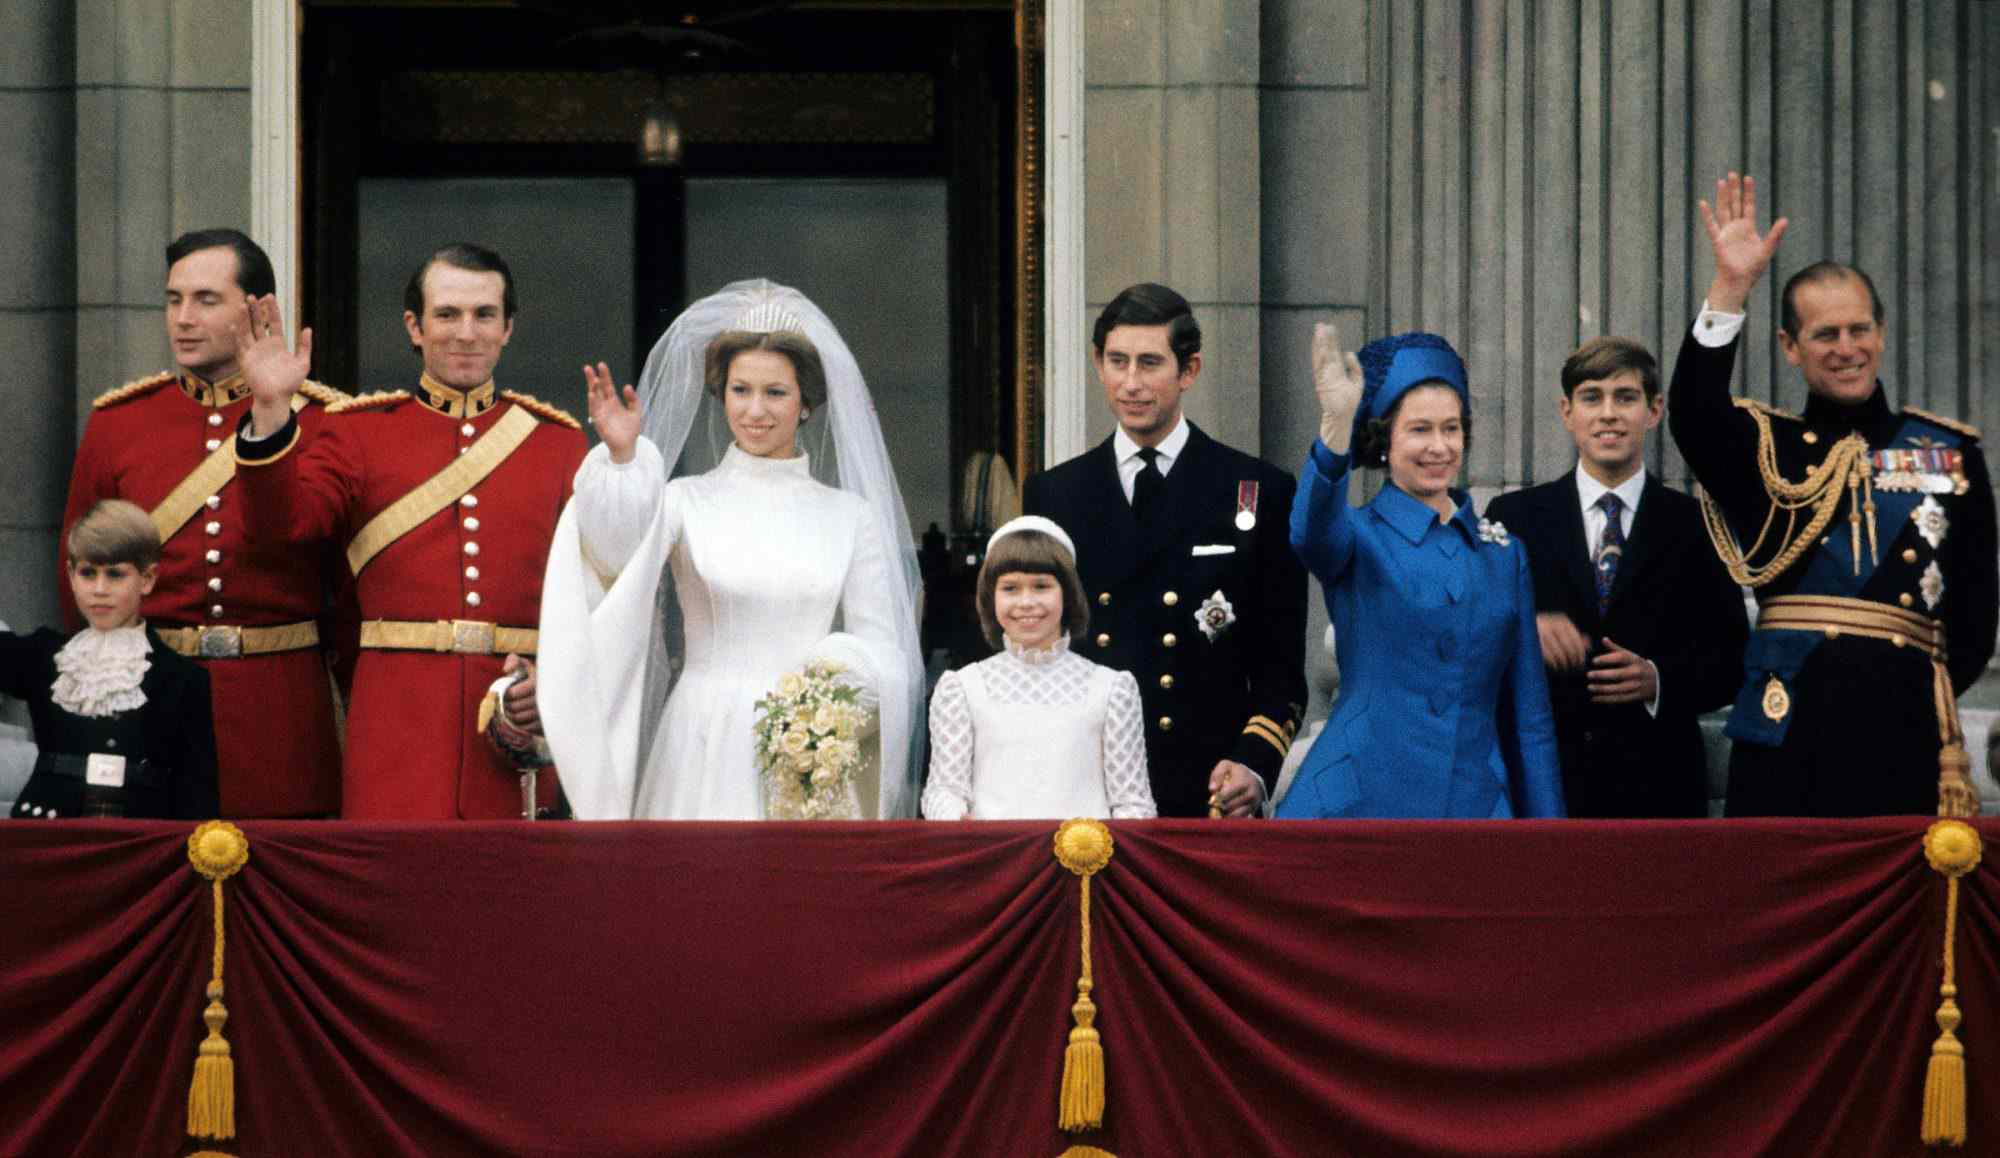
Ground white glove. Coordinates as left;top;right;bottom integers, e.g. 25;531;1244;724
1313;322;1364;454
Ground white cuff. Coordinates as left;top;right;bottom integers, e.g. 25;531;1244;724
1644;660;1662;718
1692;300;1746;348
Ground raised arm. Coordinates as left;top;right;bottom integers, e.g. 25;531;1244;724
1670;173;1789;505
571;363;674;581
1289;322;1365;583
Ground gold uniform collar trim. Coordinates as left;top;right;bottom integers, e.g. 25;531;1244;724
179;370;249;407
418;373;498;419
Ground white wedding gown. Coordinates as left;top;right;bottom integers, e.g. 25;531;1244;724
539;438;912;819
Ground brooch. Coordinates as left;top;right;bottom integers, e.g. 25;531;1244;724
1194;589;1235;642
1912;496;1949;550
1921;561;1945;611
1477;518;1511;547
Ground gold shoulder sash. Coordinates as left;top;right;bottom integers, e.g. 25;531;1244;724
345;405;539;577
150;392;310;543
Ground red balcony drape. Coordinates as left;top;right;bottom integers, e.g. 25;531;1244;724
0;818;1992;1157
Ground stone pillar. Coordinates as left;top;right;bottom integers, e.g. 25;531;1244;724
1081;0;1262;455
0;0;77;635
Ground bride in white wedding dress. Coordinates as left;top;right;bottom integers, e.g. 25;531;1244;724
537;281;924;819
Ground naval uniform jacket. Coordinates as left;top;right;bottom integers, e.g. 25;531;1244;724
236;378;587;819
62;371;351;817
2;626;219;820
1484;471;1747;817
1668;326;1998;815
1023;422;1308;817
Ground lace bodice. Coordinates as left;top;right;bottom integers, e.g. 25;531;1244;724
923;637;1155;820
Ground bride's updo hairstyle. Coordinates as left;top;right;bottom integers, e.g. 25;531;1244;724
975;516;1089;648
702;329;830;413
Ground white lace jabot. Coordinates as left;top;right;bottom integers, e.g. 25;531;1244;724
52;625;152;718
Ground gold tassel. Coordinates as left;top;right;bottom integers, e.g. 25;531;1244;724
1060;978;1105;1130
1056;1147;1118;1158
1053;820;1115;1136
1921;821;1982;1147
186;822;251;1150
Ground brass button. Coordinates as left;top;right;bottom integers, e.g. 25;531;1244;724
1162;633;1177;648
205;495;221;510
1098;592;1111;606
1162;591;1179;607
207;413;223;427
1802;431;1819;445
1823;627;1839;640
1891;634;1906;649
204;549;221;564
204;438;221;451
1903;548;1918;564
461;494;479;508
1096;633;1111;648
1159;674;1174;689
207;577;222;592
1900;593;1914;608
466;591;482;607
1157;716;1173;732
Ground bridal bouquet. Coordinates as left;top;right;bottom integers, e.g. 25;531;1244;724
752;660;872;820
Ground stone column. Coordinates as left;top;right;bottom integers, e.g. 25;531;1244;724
1081;0;1262;455
0;0;77;634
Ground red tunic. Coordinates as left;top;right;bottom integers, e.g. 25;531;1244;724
61;372;351;817
236;380;587;819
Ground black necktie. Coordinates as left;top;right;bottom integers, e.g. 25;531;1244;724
1132;447;1164;520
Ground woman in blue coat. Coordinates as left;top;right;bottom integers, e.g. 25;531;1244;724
1275;326;1564;819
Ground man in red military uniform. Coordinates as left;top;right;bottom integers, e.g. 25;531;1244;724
234;243;587;819
61;229;351;817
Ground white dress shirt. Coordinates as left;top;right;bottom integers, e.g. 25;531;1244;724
1573;464;1660;715
1112;415;1190;504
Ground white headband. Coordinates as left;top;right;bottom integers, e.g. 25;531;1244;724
986;515;1076;563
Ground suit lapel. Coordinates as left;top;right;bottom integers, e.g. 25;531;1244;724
1142;424;1217;562
1553;472;1599;614
1067;437;1144;590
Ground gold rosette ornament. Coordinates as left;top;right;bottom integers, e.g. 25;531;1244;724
1052;819;1117;1156
186;821;250;1156
1920;819;1982;1147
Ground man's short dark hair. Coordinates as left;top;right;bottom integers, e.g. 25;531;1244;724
1779;261;1883;339
1560;336;1659;400
166;229;276;298
1092;283;1201;370
405;243;518;321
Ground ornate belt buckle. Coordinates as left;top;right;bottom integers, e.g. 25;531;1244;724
450;619;497;655
198;625;243;659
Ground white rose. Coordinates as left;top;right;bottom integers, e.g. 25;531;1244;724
812;704;840;733
776;673;806;699
781;728;810;756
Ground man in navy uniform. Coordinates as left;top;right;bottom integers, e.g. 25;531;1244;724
1023;283;1308;817
1485;337;1747;817
1669;173;1996;816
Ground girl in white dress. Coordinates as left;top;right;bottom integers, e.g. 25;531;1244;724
538;281;925;819
922;517;1156;820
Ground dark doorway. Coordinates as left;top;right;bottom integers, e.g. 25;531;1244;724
302;0;1019;546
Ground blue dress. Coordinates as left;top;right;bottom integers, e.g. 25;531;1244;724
1276;442;1565;819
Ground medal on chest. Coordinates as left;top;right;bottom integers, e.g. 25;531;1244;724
1871;444;1967;496
1235;480;1259;532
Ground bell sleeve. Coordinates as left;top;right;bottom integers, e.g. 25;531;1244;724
537;437;684;820
805;498;921;818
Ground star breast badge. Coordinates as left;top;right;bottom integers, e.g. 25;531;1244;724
1194;589;1236;642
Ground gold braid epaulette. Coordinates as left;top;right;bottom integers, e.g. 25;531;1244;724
1701;401;1875;588
326;390;413;416
297;381;353;408
501;390;582;430
1731;396;1802;422
92;371;177;410
1905;407;1982;442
